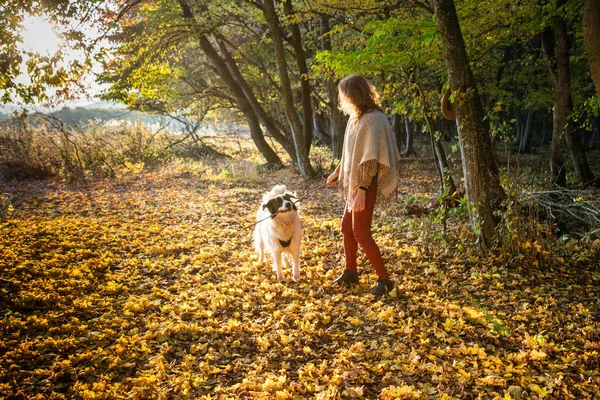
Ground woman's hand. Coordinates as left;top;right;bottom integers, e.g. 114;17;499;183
327;171;339;187
351;189;366;212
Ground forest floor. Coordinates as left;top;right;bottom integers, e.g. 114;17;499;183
1;141;600;399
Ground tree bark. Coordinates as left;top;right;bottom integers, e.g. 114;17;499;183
519;110;533;153
263;0;315;177
328;82;347;160
514;108;523;147
554;11;594;184
243;102;283;168
319;15;346;160
312;110;332;146
432;0;505;249
177;1;283;167
543;3;595;186
212;35;297;160
282;0;313;153
424;114;457;197
584;0;600;103
179;0;291;166
403;115;415;156
198;37;283;166
391;114;405;155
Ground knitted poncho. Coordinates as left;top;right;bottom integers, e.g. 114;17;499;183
338;110;400;204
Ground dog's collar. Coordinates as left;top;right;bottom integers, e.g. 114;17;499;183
279;236;292;248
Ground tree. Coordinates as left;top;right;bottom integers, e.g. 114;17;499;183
583;0;600;104
100;0;296;168
542;0;595;186
262;0;316;178
282;0;314;153
101;0;322;176
431;0;505;249
0;0;101;104
318;15;346;160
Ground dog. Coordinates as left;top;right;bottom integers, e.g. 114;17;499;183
254;185;301;281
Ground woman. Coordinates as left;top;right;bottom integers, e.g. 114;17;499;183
327;74;400;296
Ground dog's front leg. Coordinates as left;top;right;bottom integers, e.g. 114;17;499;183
271;251;284;282
291;252;300;281
257;241;265;263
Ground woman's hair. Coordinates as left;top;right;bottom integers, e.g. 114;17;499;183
338;74;382;118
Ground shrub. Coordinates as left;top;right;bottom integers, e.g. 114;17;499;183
0;117;229;181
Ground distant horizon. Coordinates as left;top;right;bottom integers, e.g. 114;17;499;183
0;99;126;113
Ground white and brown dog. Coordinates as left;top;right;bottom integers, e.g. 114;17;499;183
254;185;301;281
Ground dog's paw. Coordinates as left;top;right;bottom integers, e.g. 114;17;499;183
292;273;300;281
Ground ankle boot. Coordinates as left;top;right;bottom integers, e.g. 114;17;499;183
370;279;394;296
333;269;359;284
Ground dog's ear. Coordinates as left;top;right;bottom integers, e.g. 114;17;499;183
263;198;279;216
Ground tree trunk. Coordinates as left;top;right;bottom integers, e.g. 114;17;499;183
543;3;595;186
584;0;600;103
519;110;533;153
514;108;523;147
391;114;405;155
592;117;600;149
282;0;313;153
541;27;566;186
263;0;315;178
319;15;345;160
540;110;553;145
197;36;283;166
425;114;457;196
212;35;297;161
403;115;415;156
177;1;283;167
556;6;595;184
329;84;347;160
243;103;283;168
312;110;331;146
434;137;456;195
176;0;288;167
432;0;505;249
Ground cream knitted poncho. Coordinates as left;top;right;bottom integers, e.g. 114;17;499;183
338;110;400;204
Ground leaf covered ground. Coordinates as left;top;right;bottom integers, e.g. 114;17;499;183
1;156;600;399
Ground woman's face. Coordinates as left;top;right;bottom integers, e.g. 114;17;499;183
338;90;356;117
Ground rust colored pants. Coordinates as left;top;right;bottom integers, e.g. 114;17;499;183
341;186;389;280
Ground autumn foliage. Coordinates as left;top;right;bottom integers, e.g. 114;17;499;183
1;141;600;399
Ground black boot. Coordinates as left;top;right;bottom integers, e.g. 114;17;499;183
333;269;359;284
370;280;394;296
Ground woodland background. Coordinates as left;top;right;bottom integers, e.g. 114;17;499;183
1;0;600;398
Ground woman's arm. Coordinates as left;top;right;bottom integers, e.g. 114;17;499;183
351;160;377;212
357;160;378;190
327;163;341;187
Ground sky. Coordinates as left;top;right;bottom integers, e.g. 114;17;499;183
20;15;62;55
13;14;108;109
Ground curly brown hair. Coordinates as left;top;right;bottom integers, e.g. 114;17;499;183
338;74;382;118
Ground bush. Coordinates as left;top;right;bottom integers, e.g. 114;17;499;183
0;119;55;180
0;117;228;181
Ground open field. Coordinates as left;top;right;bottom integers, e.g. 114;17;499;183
1;146;599;399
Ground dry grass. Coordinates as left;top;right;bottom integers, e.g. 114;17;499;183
1;136;599;399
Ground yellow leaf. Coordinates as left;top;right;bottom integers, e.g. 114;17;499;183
530;349;547;360
458;368;471;380
528;384;550;398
